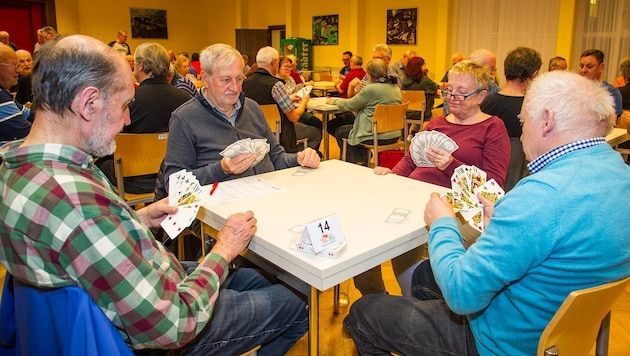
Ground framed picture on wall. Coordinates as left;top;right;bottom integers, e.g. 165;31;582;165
386;8;417;45
130;8;168;39
312;14;338;45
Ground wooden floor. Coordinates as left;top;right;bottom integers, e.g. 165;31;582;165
285;261;630;356
286;136;630;355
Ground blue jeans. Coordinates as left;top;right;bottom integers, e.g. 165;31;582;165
177;267;308;356
344;260;479;355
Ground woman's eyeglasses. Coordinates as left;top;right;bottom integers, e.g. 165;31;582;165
441;88;484;101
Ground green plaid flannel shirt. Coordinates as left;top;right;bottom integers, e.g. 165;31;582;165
0;141;229;349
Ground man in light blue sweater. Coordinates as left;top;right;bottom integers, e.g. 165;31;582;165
345;70;630;355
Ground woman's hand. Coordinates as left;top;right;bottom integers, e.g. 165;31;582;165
425;146;453;170
373;166;393;175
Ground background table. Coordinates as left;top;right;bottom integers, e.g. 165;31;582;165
606;127;630;147
306;97;339;160
198;160;439;355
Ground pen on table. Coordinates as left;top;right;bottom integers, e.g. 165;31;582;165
210;181;219;196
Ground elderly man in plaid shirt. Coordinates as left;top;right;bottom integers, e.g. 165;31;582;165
0;35;307;355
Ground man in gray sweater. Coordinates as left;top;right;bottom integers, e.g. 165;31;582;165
159;43;320;198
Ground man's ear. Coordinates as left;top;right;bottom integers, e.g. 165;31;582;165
541;108;555;137
77;87;100;122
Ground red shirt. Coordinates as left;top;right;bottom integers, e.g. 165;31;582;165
339;68;366;98
393;115;510;188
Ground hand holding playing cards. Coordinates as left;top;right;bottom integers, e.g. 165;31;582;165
221;153;257;175
424;192;457;226
425;146;453;170
211;211;258;263
137;197;178;228
477;192;495;227
297;148;320;168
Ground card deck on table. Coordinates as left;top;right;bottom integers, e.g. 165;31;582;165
385;208;412;224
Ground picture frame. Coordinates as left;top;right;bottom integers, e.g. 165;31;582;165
130;8;168;39
312;14;339;45
386;8;417;45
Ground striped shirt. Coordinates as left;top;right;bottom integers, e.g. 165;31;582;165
0;141;229;349
527;137;606;174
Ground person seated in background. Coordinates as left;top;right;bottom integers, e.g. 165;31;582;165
0;35;308;355
242;46;322;155
339;50;353;79
158;43;319;199
13;49;34;105
360;60;510;297
347;44;403;98
276;56;322;132
389;49;416;83
190;52;201;79
169;62;197;97
336;55;366;98
95;42;192;194
548;55;567;71
482;46;542;192
326;59;402;166
402;56;439;138
0;31;17;51
344;69;630;356
439;52;465;85
579;49;623;117
175;54;198;83
285;54;309;85
618;57;630;110
0;44;33;145
443;49;500;116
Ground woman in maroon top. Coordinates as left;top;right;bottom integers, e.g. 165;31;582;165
377;60;510;189
354;60;510;297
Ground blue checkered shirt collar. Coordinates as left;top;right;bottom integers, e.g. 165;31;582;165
527;137;606;174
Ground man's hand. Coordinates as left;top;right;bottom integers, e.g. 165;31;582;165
136;197;178;228
424;192;456;226
297;148;320;168
373;166;393;175
211;211;257;262
221;153;256;175
477;192;495;228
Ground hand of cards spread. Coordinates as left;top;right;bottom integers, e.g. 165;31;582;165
410;130;459;167
445;165;505;232
160;170;204;239
296;85;312;99
219;138;270;167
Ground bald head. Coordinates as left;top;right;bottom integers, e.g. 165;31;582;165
0;44;18;90
0;31;9;46
15;49;33;76
31;35;131;115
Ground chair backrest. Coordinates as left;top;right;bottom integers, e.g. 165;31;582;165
401;90;426;112
537;275;630;356
113;132;168;204
259;104;282;141
113;132;169;178
0;274;133;355
372;103;409;134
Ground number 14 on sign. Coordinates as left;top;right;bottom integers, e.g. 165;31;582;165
301;214;345;253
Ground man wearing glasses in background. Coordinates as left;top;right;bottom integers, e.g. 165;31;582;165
0;44;33;144
339;50;353;79
579;49;623;118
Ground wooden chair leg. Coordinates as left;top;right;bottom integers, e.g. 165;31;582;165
595;311;611;356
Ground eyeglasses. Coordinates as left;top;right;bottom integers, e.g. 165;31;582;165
441;88;484;101
0;62;18;69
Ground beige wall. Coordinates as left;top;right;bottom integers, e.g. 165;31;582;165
54;0;574;78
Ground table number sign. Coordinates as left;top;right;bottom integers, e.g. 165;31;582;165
295;214;347;258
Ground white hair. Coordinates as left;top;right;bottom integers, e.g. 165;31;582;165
524;70;614;135
256;46;279;66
